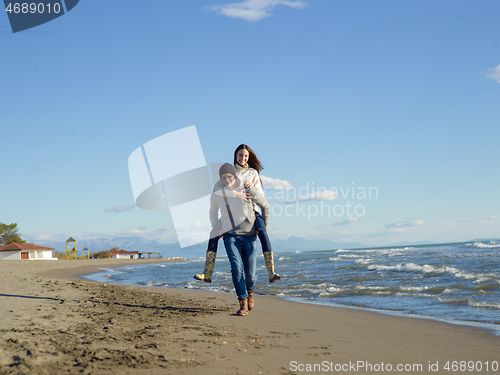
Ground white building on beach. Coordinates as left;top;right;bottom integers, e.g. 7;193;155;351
0;243;57;260
110;249;139;259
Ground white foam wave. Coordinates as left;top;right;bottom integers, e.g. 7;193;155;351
214;271;231;276
474;243;500;249
336;247;416;254
355;258;373;265
366;263;492;284
97;267;125;274
137;281;167;287
468;301;500;310
400;286;427;292
354;284;386;291
319;287;344;297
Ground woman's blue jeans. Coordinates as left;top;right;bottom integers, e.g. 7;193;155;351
223;233;258;299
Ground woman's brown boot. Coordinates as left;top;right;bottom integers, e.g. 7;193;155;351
236;298;248;316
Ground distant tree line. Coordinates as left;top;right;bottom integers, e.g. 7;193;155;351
0;223;25;245
52;246;120;260
90;246;120;259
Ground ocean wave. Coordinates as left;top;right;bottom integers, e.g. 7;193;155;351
437;297;470;305
367;263;491;283
400;286;428;292
319;286;344;297
329;254;361;262
474;242;500;249
336;247;416;254
96;267;125;274
468;300;500;310
354;284;386;291
214;271;231;276
136;281;167;287
354;258;373;265
472;284;499;292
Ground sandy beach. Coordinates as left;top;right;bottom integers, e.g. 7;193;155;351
0;259;499;375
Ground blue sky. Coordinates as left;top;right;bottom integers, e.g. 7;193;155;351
1;0;499;249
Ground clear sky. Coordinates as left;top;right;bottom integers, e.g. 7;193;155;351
1;0;499;249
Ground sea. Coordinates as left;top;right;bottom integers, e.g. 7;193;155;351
82;241;500;335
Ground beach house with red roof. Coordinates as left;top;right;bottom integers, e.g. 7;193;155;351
110;249;139;259
0;243;57;260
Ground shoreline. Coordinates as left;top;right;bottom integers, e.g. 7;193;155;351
76;259;500;338
1;259;499;374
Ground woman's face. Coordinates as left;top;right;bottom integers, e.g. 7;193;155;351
236;148;250;166
221;173;236;189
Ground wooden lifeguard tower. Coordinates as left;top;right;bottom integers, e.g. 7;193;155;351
66;237;77;260
82;247;90;259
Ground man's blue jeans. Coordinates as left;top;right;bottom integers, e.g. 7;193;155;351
223;233;258;299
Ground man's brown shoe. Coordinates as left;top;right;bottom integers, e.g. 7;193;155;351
236;298;248;316
247;290;254;310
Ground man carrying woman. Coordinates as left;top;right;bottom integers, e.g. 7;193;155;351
195;144;280;284
209;163;270;316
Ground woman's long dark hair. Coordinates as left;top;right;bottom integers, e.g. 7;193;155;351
234;144;264;173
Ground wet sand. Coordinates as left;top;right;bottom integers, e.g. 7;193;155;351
0;259;499;375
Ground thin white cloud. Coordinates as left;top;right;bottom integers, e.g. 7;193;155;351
30;233;67;242
81;227;173;239
261;175;294;190
385;228;407;234
459;215;499;224
267;226;282;237
457;219;475;224
174;221;213;246
205;0;309;22
278;190;338;204
482;64;500;83
333;217;359;226
104;205;136;213
384;220;426;228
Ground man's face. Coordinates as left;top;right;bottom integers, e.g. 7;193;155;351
221;173;236;188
